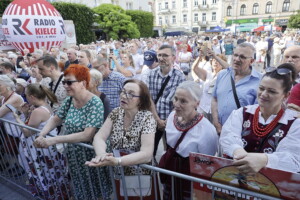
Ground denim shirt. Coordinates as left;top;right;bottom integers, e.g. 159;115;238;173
212;67;262;125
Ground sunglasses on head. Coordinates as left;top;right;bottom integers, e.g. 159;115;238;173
62;80;79;86
265;67;292;76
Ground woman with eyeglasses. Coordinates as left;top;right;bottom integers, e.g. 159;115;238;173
159;81;218;200
85;79;156;200
12;83;69;199
220;63;300;174
34;64;111;200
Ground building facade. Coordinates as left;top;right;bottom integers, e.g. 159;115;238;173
48;0;153;12
223;0;300;32
155;0;224;33
154;0;299;34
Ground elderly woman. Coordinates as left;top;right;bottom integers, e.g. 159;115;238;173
34;64;111;199
160;81;218;200
85;79;156;200
178;44;192;76
89;68;111;120
12;83;68;199
220;63;300;175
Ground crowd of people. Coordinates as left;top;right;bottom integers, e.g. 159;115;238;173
0;31;300;200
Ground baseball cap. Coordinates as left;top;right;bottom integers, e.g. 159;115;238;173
143;50;158;67
287;83;300;107
16;78;28;88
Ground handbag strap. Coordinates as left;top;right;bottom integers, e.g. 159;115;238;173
230;75;241;108
154;75;171;104
173;129;189;150
50;74;64;107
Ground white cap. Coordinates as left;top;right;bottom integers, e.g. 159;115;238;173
16;78;28;88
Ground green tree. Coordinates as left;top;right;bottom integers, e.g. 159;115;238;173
126;10;154;38
0;0;12;17
288;10;300;29
52;2;95;44
93;4;140;40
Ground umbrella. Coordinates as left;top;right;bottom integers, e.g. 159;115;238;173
253;26;265;32
205;26;226;32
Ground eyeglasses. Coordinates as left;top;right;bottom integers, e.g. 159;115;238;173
265;67;292;76
62;80;79;86
119;89;140;99
233;54;252;60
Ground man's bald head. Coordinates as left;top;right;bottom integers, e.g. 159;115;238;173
283;45;300;74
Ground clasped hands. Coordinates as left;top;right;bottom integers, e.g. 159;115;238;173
33;135;55;148
233;148;268;176
85;153;118;167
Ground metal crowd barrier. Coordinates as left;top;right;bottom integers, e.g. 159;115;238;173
0;118;282;200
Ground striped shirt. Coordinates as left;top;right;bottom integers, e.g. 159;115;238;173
98;71;125;110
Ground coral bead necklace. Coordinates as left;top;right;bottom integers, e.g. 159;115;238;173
252;106;284;137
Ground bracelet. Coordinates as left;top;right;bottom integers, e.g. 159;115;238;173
117;157;122;166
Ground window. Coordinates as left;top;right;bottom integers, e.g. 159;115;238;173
194;13;199;22
252;3;258;14
126;2;133;10
282;0;290;12
165;16;169;24
265;1;272;13
183;0;187;8
212;12;216;21
212;0;216;4
172;15;176;23
159;3;162;10
165;2;169;9
183;14;187;23
202;0;206;6
159;17;162;25
227;6;232;16
194;0;198;6
202;13;206;22
240;4;246;15
172;1;176;9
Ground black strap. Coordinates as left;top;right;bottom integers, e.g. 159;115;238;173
174;129;190;150
230;75;241;108
50;74;64;107
154;75;171;104
257;123;283;153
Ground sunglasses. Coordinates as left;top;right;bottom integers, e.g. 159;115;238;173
265;67;292;75
62;80;79;86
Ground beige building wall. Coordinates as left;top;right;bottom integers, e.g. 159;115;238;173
222;0;299;31
155;0;224;33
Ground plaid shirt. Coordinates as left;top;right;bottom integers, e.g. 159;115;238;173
147;67;185;120
98;71;125;109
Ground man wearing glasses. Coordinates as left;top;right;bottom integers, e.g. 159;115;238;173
283;45;300;83
211;43;262;134
146;44;185;156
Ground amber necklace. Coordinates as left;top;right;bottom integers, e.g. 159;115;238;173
252;106;284;137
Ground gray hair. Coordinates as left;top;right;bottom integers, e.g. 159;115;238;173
236;43;256;58
90;68;103;86
176;81;202;101
0;75;15;91
158;44;176;56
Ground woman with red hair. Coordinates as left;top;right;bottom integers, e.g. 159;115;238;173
34;64;111;199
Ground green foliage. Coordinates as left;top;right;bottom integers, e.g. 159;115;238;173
93;4;140;40
288;10;300;29
0;0;12;17
126;10;154;38
52;2;95;44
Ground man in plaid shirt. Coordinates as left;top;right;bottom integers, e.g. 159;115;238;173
146;44;185;155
